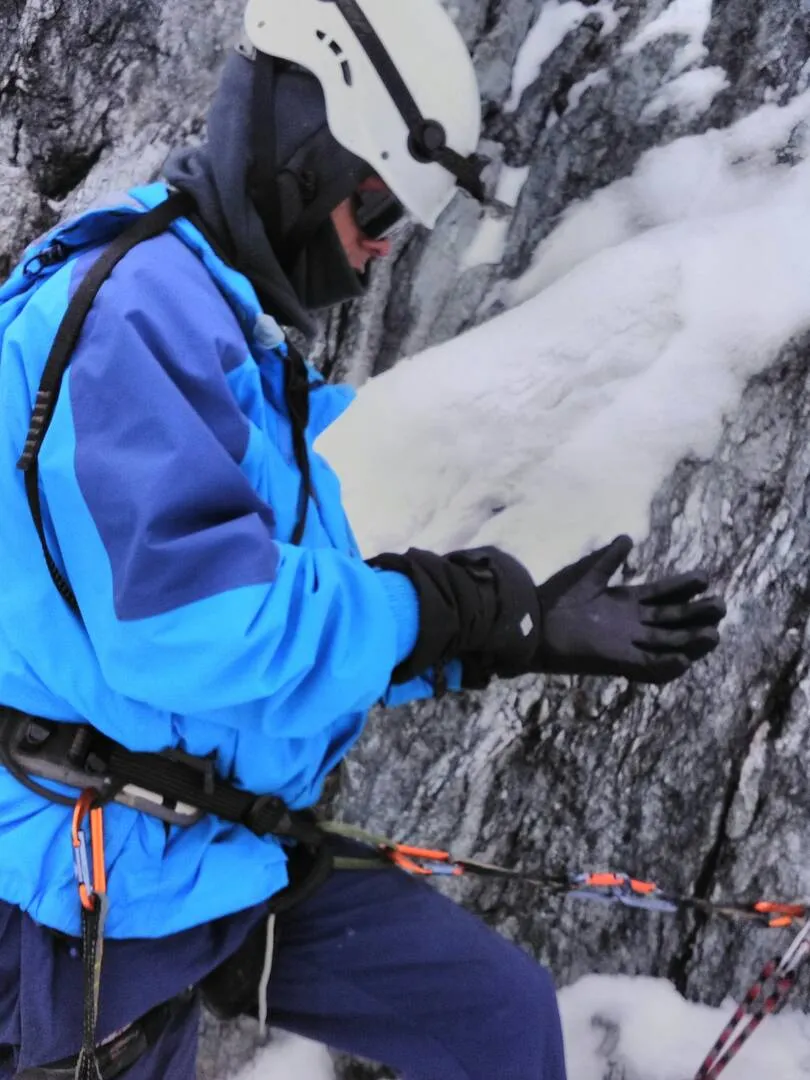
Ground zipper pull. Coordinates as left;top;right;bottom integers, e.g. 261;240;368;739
23;239;70;277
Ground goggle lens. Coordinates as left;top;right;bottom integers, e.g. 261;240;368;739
352;188;408;240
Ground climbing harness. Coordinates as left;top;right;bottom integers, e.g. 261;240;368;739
3;704;806;1079
0;706;333;1079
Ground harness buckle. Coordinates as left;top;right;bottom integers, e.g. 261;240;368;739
162;747;217;797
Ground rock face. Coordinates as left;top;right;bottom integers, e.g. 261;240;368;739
339;329;810;996
3;1;810;1077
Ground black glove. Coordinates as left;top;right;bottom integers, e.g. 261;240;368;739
526;535;725;684
368;547;540;686
370;536;725;690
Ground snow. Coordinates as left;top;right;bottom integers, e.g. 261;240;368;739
460;164;531;269
566;69;611;112
559;975;810;1079
505;0;620;112
623;0;713;75
642;66;729;121
230;1030;333;1079
236;974;810;1079
318;90;810;582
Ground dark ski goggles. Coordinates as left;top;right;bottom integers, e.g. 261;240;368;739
352;186;408;240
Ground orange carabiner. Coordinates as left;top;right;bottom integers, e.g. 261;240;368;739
392;843;453;862
753;901;807;929
71;790;107;911
584;872;658;895
386;843;464;877
754;901;807;918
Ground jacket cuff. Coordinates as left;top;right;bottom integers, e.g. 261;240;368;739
375;570;420;667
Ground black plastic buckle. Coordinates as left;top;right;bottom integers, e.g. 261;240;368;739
1;713;204;826
243;797;325;848
243;794;289;836
162;748;217;796
12;718;111;784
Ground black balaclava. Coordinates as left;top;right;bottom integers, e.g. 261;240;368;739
164;51;373;336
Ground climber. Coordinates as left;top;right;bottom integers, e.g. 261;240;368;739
0;0;726;1077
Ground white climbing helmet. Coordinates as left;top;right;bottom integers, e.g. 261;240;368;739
243;0;485;229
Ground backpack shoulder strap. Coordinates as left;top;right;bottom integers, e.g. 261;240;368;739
16;192;194;616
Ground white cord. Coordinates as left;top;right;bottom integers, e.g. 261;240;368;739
256;912;276;1040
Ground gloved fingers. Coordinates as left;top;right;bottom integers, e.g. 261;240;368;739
641;596;727;629
681;627;721;660
536;535;632;601
636;652;691;685
591;535;634;586
636;571;710;605
635;626;720;661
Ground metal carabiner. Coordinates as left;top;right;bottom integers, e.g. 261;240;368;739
570;871;679;914
71;789;107;911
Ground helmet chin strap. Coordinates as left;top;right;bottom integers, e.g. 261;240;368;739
325;0;487;201
274;138;371;275
245;50;371;279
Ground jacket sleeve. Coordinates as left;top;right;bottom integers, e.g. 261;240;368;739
39;240;404;737
369;569;463;705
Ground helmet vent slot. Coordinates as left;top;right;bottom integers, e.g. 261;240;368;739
314;30;353;86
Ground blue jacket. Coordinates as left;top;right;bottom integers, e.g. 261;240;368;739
0;184;455;938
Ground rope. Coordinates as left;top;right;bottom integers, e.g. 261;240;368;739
321;820;810;1080
321;821;809;929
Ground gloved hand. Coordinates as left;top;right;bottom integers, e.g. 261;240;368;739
369;546;540;686
370;536;725;690
521;534;724;685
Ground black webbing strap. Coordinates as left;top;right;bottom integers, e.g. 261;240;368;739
283;341;313;545
329;0;486;200
73;894;108;1080
105;742;324;846
0;708;325;848
16;193;195;617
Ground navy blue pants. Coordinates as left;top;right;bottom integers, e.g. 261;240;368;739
0;862;566;1079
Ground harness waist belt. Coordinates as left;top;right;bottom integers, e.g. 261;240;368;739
0;706;323;846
